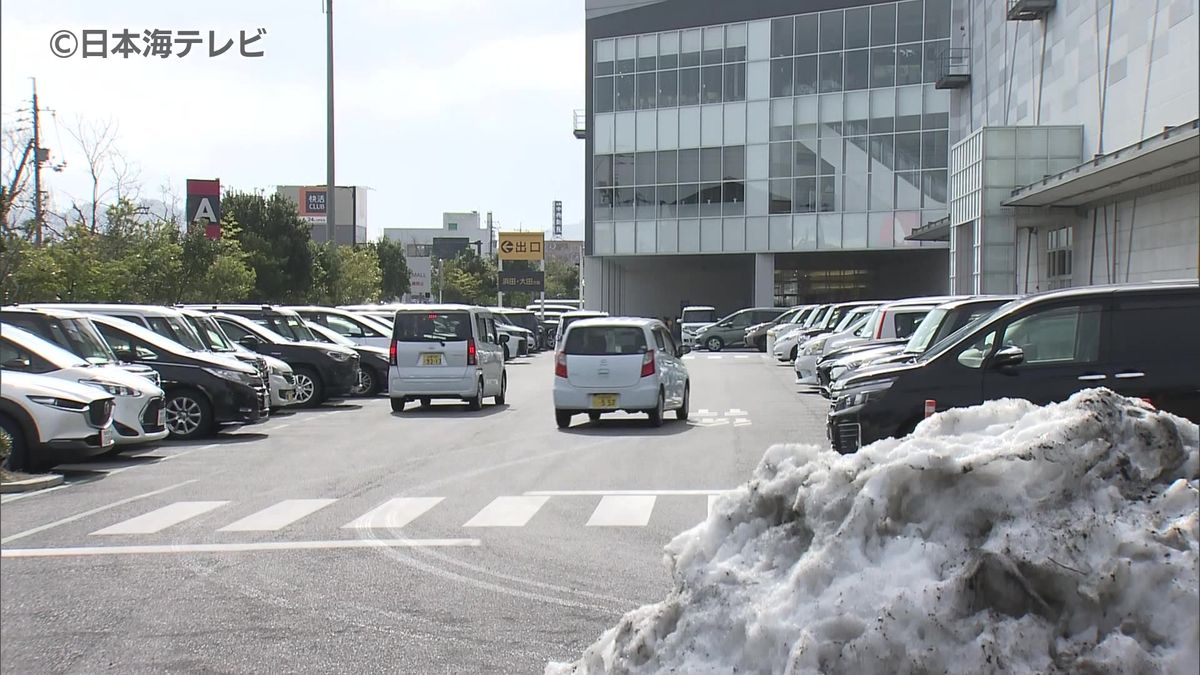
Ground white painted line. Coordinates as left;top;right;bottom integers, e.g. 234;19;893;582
217;499;336;532
586;495;656;527
261;423;292;432
525;489;729;497
0;480;197;545
462;496;549;527
1;483;71;503
706;355;722;360
90;501;228;536
733;418;751;426
725;408;748;416
734;355;750;359
342;497;444;529
1;538;481;558
695;409;713;416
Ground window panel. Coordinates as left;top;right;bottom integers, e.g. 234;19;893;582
681;28;702;67
895;132;921;171
723;181;745;214
679;106;701;146
636;151;656;184
896;44;923;86
594;154;614;187
770;58;794;97
922;169;947;208
819;53;843;93
870;88;895;134
843;212;868;247
793;176;817;212
844;7;870;49
871;3;897;46
922;131;948;168
794;139;818;176
924;40;949;85
818;213;842;248
637;72;657;109
657;150;678;184
793;214;817;249
794;95;819;138
896;171;922;209
748;20;771;61
897;0;923;43
819;93;843;135
679;68;701;106
594;112;615;152
868;135;892;172
678;148;700;182
595;76;615;113
845;137;869;173
701;65;723;104
818;138;842;174
594;188;613;221
871;47;896;88
771;17;794;57
844;174;868;211
818;175;838;212
769;142;792;177
819;11;844;52
700;147;723;181
844;91;869;135
659;31;679;60
745;179;768;215
595;39;616;75
658;184;678;218
615;111;636;151
657;108;678;149
699;182;723;216
895;84;922;131
614;187;635;219
703;26;724;64
724;102;747;144
723;64;746;101
844;50;869;90
771;97;793;140
725;23;748;62
636;186;657;217
616;74;636;111
769;179;792;214
869;171;894;210
747;143;769;180
795;14;818;55
657;70;679;107
677;183;701;217
614;153;636;186
925;0;951;40
793;55;819;95
723;145;745;180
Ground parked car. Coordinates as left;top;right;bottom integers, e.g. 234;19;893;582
678;305;719;348
768;304;832;361
388;305;508;412
0;306;162;386
1;323;167;449
491;308;544;353
554;310;610;351
205;312;359;407
773;301;877;363
175;307;297;411
338;303;416;326
284;306;393;348
87;314;268;439
302;320;390;396
745;305;810;352
693;307;789;352
553;317;690;428
827;282;1200;454
1;371;117;472
491;311;534;357
794;304;881;383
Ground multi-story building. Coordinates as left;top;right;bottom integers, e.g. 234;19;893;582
276;185;369;245
383;212;494;258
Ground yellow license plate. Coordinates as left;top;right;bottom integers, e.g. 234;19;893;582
421;354;443;366
591;394;618;408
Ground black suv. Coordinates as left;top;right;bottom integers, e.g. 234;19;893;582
828;282;1200;453
199;310;359;407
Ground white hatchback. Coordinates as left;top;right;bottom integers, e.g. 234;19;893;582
553;318;691;428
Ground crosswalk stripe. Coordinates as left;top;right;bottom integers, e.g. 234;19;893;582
218;499;336;532
342;497;444;530
463;496;549;527
586;496;656;527
90;501;228;535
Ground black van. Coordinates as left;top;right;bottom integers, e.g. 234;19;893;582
828;282;1200;453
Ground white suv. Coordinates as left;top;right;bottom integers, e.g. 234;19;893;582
1;324;168;447
553;317;691;428
0;370;117;472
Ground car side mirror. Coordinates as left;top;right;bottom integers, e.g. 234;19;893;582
113;349;138;362
676;345;691;357
2;357;31;370
992;345;1025;369
239;335;262;348
498;334;510;344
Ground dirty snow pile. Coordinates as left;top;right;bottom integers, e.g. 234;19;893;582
548;389;1200;675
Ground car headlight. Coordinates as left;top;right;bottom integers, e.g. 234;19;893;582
325;350;352;362
78;379;143;397
203;367;257;385
837;378;897;408
27;395;90;412
802;338;828;355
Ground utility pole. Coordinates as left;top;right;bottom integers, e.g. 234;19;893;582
31;78;43;245
324;0;336;245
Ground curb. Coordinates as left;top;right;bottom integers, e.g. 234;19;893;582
0;473;64;494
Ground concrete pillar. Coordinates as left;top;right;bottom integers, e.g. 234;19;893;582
584;256;604;311
753;253;775;307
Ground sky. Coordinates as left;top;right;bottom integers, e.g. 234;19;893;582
1;0;587;241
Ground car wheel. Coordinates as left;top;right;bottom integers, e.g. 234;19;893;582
789;345;798;361
1;415;34;473
165;389;213;440
467;378;484;411
588;411;602;422
419;397;432;409
351;367;377;397
390;398;406;413
677;383;690;421
555;410;573;428
648;389;665;427
494;373;507;406
705;336;724;352
293;367;324;408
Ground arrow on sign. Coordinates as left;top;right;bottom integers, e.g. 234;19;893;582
499;241;515;254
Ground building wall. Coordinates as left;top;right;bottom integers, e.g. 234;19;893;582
275;185;367;245
383;211;493;257
584;254;756;317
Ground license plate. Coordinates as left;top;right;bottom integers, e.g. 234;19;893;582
421;354;444;366
99;427;112;447
157;408;166;427
591;394;618;409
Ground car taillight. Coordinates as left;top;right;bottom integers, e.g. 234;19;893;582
640;349;656;377
555;351;568;378
388;341;397;366
467;338;477;366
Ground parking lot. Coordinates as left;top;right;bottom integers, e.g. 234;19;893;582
0;349;827;674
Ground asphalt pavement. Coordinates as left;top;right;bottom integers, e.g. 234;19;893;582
0;349;831;674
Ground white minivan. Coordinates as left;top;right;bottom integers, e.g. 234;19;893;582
553;317;691;428
387;305;508;412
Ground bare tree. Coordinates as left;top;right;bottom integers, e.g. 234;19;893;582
66;116;118;232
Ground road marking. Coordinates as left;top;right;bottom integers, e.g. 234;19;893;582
261;423;291;432
342;497;444;529
0;479;197;545
217;499;336;532
733;417;752;427
1;538;481;558
90;501;228;536
725;408;748;416
734;355;750;359
526;489;729;497
706;355;722;360
695;409;713;416
586;495;656;527
463;496;549;527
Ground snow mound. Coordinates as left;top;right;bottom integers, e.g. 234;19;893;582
548;389;1200;675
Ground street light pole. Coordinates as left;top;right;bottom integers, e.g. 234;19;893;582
325;0;336;244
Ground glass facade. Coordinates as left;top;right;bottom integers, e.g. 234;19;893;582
591;0;952;255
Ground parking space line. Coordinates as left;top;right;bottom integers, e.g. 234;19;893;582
217;499;337;532
1;538;481;558
586;496;656;527
90;501;228;536
463;496;549;527
525;489;729;496
0;479;197;545
342;497;444;530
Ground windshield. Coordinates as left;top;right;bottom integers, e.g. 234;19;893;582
144;316;209;351
255;314;317;342
904;308;949;353
681;309;717;323
2;327;89;369
48;318;118;365
93;316;197;354
307;322;357;347
916;300;1019;363
564;326;648;355
790;306;814;324
834;306;874;332
184;315;237;352
394;311;472;342
804;305;831;328
858;308;882;338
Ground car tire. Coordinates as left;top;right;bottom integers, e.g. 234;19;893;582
705;336;724;352
164;389;213;440
467;378;484;411
494;374;507;406
502;344;510;361
390;398;406;413
555;410;573;428
789;345;799;361
1;414;34;474
648;389;665;427
293;367;324;408
677;383;690;421
588;411;602;422
352;367;379;397
419;397;432;409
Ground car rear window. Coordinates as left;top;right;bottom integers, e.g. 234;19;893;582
394;312;472;342
681;309;717;323
564;326;648;355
